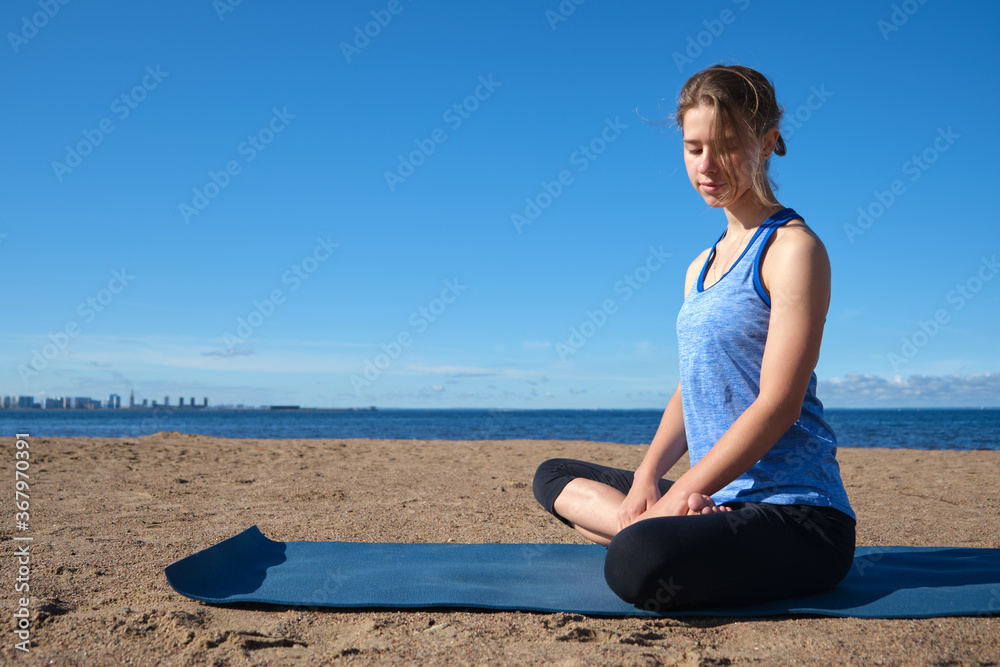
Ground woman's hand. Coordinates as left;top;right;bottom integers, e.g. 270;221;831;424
634;485;733;523
638;485;692;520
616;481;662;531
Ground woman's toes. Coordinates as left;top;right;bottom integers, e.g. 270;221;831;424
687;493;715;514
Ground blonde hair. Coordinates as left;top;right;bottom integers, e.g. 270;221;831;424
676;64;785;208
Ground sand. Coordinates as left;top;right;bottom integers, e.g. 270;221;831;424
1;433;998;666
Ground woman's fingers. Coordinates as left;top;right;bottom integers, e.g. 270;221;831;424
618;496;656;529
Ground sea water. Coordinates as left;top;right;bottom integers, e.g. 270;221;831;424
1;408;998;450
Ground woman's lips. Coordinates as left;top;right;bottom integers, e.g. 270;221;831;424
701;181;725;192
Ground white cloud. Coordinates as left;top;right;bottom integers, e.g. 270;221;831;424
819;372;1000;407
202;348;254;357
405;364;530;378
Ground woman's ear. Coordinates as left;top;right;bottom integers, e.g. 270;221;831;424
761;127;780;159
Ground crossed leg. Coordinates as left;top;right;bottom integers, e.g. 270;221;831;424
534;458;855;609
551;477;731;547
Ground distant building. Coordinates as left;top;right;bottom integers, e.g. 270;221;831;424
0;391;211;409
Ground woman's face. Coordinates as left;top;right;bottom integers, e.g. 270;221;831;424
682;104;755;209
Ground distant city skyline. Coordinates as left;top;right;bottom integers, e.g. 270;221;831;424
1;391;211;409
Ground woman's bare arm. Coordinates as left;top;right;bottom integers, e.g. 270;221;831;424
638;222;831;519
615;249;711;528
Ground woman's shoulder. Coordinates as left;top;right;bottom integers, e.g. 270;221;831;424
759;216;832;302
764;217;829;268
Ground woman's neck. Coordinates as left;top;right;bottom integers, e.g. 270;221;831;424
722;196;784;234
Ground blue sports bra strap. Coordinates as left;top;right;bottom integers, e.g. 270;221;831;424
766;207;800;227
697;227;728;292
752;208;802;306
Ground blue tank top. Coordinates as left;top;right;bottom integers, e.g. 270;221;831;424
676;207;855;519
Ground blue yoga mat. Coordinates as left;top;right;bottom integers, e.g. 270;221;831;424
164;526;1000;618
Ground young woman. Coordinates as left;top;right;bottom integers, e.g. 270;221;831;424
533;64;856;610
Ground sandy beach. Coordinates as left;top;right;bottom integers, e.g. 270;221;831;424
2;433;998;666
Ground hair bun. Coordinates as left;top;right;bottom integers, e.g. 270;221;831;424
774;135;787;157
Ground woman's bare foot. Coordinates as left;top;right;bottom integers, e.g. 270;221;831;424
687;493;732;515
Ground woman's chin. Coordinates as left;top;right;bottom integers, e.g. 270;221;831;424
693;184;727;207
699;193;728;208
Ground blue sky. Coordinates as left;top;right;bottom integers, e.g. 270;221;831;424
3;0;999;409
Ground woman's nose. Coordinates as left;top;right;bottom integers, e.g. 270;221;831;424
698;151;717;173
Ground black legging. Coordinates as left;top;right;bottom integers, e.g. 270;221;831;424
533;458;856;611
